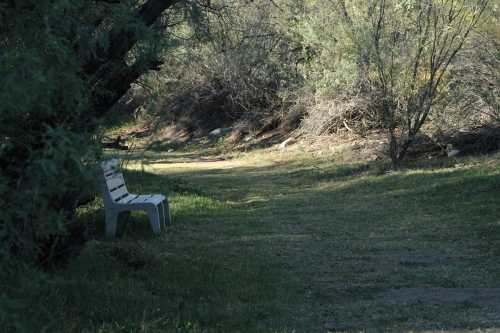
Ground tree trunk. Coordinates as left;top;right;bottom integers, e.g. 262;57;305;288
86;0;178;115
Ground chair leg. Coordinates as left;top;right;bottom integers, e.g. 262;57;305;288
146;206;161;234
163;198;172;225
159;201;169;230
105;209;119;238
158;202;166;231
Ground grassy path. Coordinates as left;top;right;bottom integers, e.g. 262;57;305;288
13;149;500;332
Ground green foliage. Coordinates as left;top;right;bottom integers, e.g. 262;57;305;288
0;0;98;262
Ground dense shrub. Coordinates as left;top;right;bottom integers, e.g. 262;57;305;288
0;0;102;263
295;0;493;164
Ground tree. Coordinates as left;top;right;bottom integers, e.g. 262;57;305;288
0;0;185;263
363;0;489;164
296;0;490;160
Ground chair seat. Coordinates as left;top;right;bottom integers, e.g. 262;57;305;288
116;194;165;206
130;194;166;205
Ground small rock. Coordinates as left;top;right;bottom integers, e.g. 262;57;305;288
446;144;461;157
279;137;296;149
167;149;174;153
209;128;223;136
209;128;232;137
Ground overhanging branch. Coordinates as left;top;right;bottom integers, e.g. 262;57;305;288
83;0;178;76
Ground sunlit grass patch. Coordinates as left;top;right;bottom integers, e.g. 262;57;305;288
172;194;231;222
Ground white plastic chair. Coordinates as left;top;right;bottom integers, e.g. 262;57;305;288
100;159;171;238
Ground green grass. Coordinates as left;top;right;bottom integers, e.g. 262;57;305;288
4;148;500;332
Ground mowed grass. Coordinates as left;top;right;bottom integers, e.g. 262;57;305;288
6;148;500;332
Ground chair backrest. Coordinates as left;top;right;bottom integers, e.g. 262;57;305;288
100;159;130;205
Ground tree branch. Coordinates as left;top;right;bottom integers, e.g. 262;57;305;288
91;58;163;115
83;0;178;76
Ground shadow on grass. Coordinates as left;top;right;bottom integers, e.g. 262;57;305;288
114;156;500;259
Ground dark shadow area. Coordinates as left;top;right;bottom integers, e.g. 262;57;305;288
441;125;500;156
